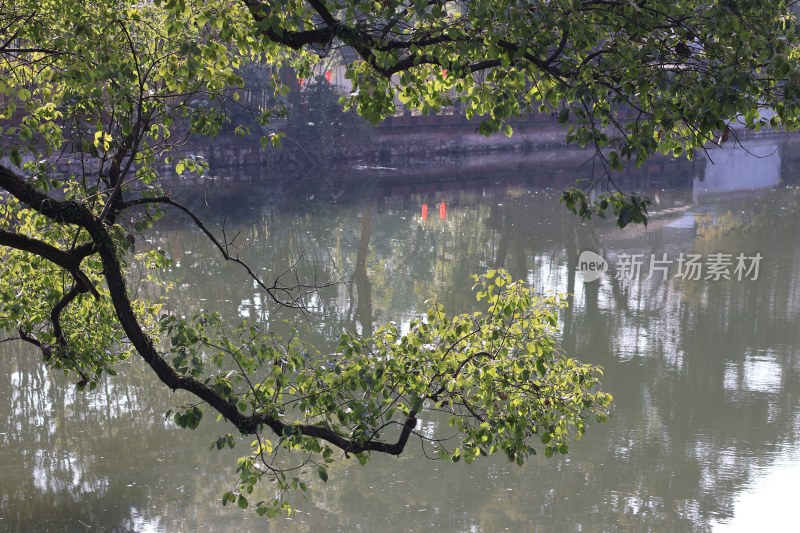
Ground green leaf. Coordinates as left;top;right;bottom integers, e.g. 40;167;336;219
237;495;248;509
9;146;21;167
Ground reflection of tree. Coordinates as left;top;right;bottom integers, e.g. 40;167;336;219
559;189;800;531
353;201;374;337
0;343;266;532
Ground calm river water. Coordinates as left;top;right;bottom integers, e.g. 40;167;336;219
3;140;800;532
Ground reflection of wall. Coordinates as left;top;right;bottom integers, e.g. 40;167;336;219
694;144;780;201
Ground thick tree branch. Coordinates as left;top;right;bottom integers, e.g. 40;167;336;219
0;229;99;298
240;0;568;82
0;165;95;226
51;285;81;349
240;0;333;49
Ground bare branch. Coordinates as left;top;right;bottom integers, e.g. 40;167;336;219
119;195;338;310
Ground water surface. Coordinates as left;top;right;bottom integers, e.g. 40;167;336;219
2;141;800;532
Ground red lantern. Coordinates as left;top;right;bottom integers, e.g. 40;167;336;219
421;203;428;221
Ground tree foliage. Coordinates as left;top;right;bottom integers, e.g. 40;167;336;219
1;0;799;517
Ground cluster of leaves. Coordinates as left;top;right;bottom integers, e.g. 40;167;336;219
0;0;319;382
325;0;800;199
0;0;309;182
213;0;800;203
0;194;161;388
159;269;611;515
561;188;652;229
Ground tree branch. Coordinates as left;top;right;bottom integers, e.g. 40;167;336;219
119;196;336;309
240;0;333;50
0;229;99;298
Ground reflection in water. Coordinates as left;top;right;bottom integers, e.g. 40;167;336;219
724;350;784;393
3;141;800;531
695;144;781;201
712;444;800;531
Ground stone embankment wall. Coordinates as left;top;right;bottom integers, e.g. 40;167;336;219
186;111;786;175
186;113;576;178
